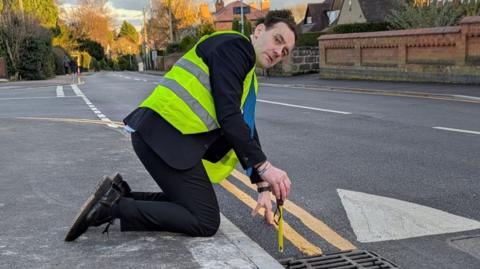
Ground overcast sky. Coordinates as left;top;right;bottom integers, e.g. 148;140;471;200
58;0;323;30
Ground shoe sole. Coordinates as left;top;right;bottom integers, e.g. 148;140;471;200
64;176;112;242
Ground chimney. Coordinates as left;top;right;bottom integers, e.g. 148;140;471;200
215;0;225;13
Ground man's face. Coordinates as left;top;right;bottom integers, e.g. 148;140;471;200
252;22;295;69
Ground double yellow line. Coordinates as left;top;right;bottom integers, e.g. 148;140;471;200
221;169;356;255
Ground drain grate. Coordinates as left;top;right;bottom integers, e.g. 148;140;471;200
279;249;399;269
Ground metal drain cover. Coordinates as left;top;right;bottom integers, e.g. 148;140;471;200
279;250;399;269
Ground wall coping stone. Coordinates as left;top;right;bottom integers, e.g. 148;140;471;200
460;16;480;24
319;26;461;40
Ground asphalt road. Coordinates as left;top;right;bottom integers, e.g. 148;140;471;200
1;71;480;268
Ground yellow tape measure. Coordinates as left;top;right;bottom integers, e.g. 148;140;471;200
276;199;284;253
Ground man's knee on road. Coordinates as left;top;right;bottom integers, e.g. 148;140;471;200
196;212;220;237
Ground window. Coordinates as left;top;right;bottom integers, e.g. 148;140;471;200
306;16;312;24
326;10;340;25
233;6;251;14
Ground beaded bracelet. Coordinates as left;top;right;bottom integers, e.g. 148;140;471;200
257;161;271;176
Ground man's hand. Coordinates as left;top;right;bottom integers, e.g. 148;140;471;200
258;161;291;201
251;191;274;225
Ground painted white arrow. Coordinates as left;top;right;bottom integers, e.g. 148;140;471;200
338;189;480;243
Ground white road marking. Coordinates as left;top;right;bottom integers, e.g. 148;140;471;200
433;127;480;135
0;96;78;101
71;84;83;96
70;84;118;128
338;189;480;243
143;79;148;82
257;99;352;115
453;95;480;101
134;78;140;81
56;86;64;97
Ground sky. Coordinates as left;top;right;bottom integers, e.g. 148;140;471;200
58;0;323;30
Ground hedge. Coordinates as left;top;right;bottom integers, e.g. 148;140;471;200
296;32;323;47
117;54;138;71
328;22;391;34
52;46;70;75
19;35;55;80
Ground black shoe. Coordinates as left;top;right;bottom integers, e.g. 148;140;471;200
64;176;121;242
110;172;131;197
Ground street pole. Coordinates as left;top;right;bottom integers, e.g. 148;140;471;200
128;46;132;70
143;7;148;70
240;0;244;34
168;0;173;42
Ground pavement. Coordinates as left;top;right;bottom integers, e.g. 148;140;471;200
0;73;89;89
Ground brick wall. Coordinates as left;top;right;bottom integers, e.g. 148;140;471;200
214;22;233;31
318;16;480;84
265;47;320;76
0;57;6;79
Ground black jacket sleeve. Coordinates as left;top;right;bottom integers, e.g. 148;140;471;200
196;34;267;182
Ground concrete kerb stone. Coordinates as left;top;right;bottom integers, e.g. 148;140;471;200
220;214;284;269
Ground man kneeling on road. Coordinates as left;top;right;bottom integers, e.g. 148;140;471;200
65;10;296;241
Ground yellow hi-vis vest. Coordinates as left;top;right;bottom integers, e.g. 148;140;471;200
140;31;258;183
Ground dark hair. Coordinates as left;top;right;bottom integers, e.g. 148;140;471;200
257;9;298;41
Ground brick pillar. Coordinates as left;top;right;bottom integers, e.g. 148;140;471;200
457;28;467;66
398;39;407;66
319;42;326;67
354;43;361;66
458;16;480;66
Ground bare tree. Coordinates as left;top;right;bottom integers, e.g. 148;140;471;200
0;2;29;79
148;0;199;46
68;0;113;49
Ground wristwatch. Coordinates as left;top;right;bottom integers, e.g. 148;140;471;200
257;185;271;193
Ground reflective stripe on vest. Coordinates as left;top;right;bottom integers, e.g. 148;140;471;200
140;31;258;183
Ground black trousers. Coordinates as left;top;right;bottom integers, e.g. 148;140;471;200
112;132;220;237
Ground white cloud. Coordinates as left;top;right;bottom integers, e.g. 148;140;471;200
107;2;144;30
59;2;143;31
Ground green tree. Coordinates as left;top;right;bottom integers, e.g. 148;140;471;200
52;21;78;53
78;39;105;60
19;33;55;79
7;0;59;28
388;0;463;29
232;16;252;37
197;22;215;39
119;20;139;44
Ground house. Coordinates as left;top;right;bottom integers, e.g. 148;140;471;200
336;0;397;25
300;1;334;33
213;0;269;31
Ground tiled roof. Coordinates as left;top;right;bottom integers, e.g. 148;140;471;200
358;0;397;23
214;0;265;22
301;2;332;33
